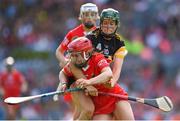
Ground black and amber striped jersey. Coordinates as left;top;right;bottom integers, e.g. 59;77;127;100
86;28;127;62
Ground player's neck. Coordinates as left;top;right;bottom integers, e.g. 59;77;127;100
83;25;94;32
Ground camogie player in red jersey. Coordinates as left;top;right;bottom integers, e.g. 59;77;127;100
0;57;27;120
54;3;99;119
55;37;134;120
56;3;99;68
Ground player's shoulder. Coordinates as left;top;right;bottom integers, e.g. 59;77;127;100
92;52;106;61
63;63;73;76
115;33;123;41
88;28;100;37
68;24;83;34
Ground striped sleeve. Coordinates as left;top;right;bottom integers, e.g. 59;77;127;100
114;47;128;59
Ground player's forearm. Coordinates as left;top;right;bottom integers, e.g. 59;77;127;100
88;67;112;85
55;47;67;67
0;88;4;95
113;47;127;82
56;70;67;91
59;70;68;84
112;58;124;83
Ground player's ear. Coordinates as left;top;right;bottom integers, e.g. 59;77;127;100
118;21;120;28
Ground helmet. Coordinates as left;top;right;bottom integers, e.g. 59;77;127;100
68;37;93;53
100;8;120;25
79;3;99;19
5;56;15;66
68;37;93;68
79;3;99;29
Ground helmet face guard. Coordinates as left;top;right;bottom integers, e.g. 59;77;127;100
100;8;120;37
68;37;93;68
79;3;99;29
68;51;91;68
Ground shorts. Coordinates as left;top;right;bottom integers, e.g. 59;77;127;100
92;84;128;115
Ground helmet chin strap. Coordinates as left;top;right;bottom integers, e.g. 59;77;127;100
74;52;90;68
83;51;90;61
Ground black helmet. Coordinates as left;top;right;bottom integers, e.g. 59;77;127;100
100;8;120;26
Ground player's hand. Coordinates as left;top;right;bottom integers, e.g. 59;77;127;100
0;88;4;96
76;78;90;88
60;83;67;92
110;79;117;87
104;79;115;88
53;84;67;101
85;86;98;96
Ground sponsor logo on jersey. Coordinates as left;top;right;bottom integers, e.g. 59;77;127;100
98;59;108;66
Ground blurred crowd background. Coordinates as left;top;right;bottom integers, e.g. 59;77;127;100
0;0;179;120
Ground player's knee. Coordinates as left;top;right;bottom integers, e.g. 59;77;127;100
83;104;95;118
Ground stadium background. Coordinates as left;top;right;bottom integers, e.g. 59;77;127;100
0;0;179;120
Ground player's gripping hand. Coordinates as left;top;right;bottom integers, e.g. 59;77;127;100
53;83;67;101
85;86;98;96
104;78;115;88
76;78;90;88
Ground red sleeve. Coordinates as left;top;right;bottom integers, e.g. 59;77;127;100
63;64;73;77
59;31;73;53
95;53;110;72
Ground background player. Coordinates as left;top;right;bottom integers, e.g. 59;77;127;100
56;3;99;67
0;57;27;119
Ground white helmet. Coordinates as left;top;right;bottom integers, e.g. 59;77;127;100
5;56;15;66
79;3;99;19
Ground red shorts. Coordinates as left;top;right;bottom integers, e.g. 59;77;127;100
92;84;128;115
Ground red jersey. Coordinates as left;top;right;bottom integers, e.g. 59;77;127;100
0;69;25;99
59;24;96;53
59;24;96;102
63;53;128;115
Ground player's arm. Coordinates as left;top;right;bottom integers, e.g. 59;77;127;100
15;71;28;93
56;32;73;68
88;67;112;85
76;66;112;87
53;69;69;101
56;46;68;67
57;68;70;92
21;80;28;93
0;75;4;96
111;46;128;86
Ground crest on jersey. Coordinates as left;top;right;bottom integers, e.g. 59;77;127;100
103;48;109;56
97;59;108;67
